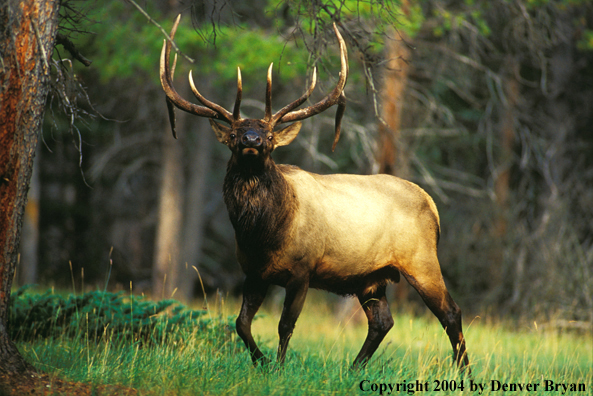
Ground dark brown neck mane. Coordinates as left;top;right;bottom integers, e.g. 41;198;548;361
223;157;297;264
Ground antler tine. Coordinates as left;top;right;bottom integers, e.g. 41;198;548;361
332;92;346;152
160;16;217;128
233;67;243;120
276;23;349;130
160;14;234;138
264;63;273;122
165;52;179;139
188;71;233;123
270;67;318;126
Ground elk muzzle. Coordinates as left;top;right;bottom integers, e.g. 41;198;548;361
241;130;262;156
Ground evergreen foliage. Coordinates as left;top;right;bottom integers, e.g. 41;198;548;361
9;287;235;346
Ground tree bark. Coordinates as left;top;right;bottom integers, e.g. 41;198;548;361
0;0;60;374
377;31;410;177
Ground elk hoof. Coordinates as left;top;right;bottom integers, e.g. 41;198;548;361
254;355;271;367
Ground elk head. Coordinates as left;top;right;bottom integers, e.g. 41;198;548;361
160;15;348;159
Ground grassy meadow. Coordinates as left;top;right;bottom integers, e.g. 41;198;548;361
15;289;592;395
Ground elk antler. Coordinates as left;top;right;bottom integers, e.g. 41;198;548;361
265;64;318;124
270;23;349;151
160;15;237;137
160;16;348;150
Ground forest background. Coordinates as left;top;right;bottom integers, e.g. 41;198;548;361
14;0;593;326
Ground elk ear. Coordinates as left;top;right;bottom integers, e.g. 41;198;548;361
274;122;302;147
209;119;232;145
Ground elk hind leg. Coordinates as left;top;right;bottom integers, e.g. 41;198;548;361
403;262;470;373
352;285;394;369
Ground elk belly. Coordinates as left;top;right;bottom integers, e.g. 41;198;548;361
310;257;402;295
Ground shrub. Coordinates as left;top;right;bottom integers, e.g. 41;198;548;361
9;286;235;345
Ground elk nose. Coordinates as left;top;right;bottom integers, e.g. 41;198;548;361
241;130;262;147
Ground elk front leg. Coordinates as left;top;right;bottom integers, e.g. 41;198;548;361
277;278;309;365
236;276;269;366
352;285;394;369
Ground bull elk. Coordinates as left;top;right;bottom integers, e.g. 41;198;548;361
159;16;470;372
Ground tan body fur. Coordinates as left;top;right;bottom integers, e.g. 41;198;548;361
239;166;443;299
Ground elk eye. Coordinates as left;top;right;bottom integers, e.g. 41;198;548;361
267;135;273;141
230;133;236;140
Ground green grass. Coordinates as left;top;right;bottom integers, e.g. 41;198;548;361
15;290;592;395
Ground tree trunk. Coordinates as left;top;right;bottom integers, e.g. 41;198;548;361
152;125;185;300
0;0;60;374
152;81;202;300
377;31;410;177
178;117;212;302
490;55;519;294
